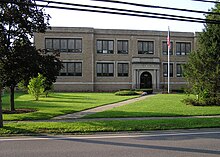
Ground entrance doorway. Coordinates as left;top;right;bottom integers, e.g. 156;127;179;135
140;72;152;89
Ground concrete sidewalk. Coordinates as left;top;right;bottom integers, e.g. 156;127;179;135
52;94;155;120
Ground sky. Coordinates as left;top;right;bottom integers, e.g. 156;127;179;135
42;0;215;32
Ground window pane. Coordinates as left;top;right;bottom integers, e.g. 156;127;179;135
97;64;102;74
143;42;148;53
118;63;123;73
138;42;143;54
68;39;75;52
186;43;191;54
60;39;67;52
176;43;181;55
75;63;82;76
123;41;128;53
108;64;114;76
103;41;108;51
177;64;183;77
103;63;108;74
170;42;173;55
181;43;186;55
53;39;60;50
75;39;82;53
162;41;168;55
163;63;168;77
117;41;123;53
170;63;173;77
45;39;52;51
67;63;75;76
60;63;67;76
124;64;129;73
108;41;114;54
97;40;102;53
148;42;154;53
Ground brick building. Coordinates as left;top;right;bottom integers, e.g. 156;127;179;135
34;27;197;92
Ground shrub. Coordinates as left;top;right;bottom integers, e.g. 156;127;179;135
28;73;45;101
183;97;220;106
115;90;139;96
135;89;153;94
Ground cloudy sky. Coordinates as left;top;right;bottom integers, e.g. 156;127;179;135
42;0;215;32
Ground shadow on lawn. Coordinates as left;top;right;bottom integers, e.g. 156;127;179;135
85;110;183;119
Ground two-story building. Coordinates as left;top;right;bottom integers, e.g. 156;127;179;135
34;27;196;92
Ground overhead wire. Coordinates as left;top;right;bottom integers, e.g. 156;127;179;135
34;0;212;22
0;0;220;24
192;0;220;4
91;0;220;15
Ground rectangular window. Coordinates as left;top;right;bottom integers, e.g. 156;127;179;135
117;40;128;54
97;40;114;54
163;63;173;77
53;39;60;51
75;39;82;53
138;41;154;54
176;42;191;55
162;41;173;55
59;62;82;76
45;39;53;52
97;63;114;77
60;39;68;52
45;38;82;53
118;63;129;77
176;63;184;77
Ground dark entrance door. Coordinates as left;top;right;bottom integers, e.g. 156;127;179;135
140;72;152;89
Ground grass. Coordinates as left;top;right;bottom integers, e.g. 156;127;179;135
85;94;220;118
1;118;220;136
1;92;137;121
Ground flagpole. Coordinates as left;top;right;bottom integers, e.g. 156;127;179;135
167;26;170;94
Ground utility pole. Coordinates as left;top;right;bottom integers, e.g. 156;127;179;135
167;26;171;93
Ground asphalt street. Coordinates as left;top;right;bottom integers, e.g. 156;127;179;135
0;128;220;157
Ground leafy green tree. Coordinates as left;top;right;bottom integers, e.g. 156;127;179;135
184;3;220;104
28;73;45;101
38;50;62;97
0;0;50;111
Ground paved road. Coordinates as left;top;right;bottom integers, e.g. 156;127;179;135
1;128;220;157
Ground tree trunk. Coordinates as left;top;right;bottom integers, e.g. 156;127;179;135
0;85;3;128
10;85;15;111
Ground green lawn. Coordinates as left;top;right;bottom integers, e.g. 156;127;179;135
1;118;220;136
85;94;220;118
1;92;137;121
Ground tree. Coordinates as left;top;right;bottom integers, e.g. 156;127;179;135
28;73;45;101
38;50;62;97
184;3;220;104
0;0;50;111
0;82;3;128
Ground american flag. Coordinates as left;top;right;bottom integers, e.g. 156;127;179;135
167;27;171;50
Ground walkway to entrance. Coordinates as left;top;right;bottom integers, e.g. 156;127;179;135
53;94;155;120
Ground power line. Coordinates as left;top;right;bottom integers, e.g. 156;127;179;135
192;0;220;4
34;0;210;22
1;0;220;24
91;0;220;15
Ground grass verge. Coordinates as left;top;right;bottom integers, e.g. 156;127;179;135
1;118;220;136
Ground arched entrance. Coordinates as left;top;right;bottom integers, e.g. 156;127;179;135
140;72;152;89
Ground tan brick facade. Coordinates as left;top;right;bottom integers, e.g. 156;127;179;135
34;27;196;92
